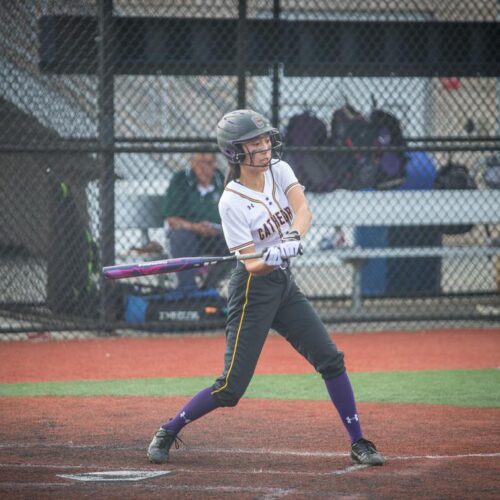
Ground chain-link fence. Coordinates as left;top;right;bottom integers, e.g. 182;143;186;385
1;0;499;335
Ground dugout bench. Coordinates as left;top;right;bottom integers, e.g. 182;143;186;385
116;190;500;314
115;194;172;287
299;190;500;312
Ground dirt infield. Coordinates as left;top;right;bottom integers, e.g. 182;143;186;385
0;328;499;498
0;397;499;499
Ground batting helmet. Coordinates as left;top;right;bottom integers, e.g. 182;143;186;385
216;109;282;165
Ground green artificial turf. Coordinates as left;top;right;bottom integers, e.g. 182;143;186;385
0;369;498;407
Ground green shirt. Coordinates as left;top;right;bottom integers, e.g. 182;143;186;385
162;169;224;224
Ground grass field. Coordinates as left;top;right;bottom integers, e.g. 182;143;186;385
1;369;499;407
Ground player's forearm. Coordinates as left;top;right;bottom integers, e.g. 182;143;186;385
239;247;275;275
291;204;312;238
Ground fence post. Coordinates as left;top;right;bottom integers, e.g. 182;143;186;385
271;0;281;127
237;0;247;108
98;0;116;327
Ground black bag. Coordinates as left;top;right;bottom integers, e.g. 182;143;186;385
368;109;408;190
124;286;227;331
329;106;407;190
433;162;477;235
329;105;373;189
283;111;337;192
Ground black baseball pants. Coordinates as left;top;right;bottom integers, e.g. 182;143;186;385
211;263;345;407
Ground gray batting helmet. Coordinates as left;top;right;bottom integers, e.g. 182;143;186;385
216;109;282;164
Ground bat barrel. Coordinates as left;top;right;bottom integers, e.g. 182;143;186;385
102;251;264;280
103;257;209;280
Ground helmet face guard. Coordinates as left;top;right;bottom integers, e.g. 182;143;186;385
232;129;283;167
217;109;283;166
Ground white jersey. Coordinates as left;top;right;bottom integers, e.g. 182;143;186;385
218;160;303;253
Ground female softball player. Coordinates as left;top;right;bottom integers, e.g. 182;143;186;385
147;109;385;466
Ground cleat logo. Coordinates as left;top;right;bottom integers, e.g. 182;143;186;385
180;411;191;424
345;414;359;424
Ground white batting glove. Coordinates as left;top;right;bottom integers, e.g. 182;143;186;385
262;246;283;267
279;230;303;258
279;240;302;258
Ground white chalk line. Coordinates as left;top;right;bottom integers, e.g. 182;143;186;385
0;462;368;477
0;450;498;480
0;443;499;462
188;448;500;461
0;443;134;450
1;451;498;497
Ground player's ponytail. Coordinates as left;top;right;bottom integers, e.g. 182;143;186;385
224;162;241;186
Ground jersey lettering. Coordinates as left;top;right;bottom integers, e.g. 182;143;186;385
219;161;302;253
258;207;293;240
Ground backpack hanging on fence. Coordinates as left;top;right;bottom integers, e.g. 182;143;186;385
329;104;373;189
283;111;337;192
329;104;407;190
368;109;408;190
433;162;477;235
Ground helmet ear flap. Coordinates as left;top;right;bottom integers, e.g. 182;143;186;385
269;130;283;163
226;143;245;165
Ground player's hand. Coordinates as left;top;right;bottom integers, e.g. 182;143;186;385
279;230;303;258
262;246;283;267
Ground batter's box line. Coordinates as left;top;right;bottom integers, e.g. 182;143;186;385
184;447;500;462
390;452;500;461
0;462;367;481
196;447;348;457
175;465;370;476
0;443;135;450
0;445;499;462
1;441;498;463
1;450;499;476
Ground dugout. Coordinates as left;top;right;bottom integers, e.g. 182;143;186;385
0;97;99;316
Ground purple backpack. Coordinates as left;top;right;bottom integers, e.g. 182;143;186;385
283;112;338;192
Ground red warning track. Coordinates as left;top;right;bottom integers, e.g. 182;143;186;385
0;328;498;383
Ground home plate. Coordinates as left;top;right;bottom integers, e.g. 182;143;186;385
58;470;173;482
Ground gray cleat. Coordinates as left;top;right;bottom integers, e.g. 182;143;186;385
147;428;182;464
351;438;386;465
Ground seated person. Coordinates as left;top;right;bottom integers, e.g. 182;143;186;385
163;150;228;290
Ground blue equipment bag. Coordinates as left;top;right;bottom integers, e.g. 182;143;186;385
125;287;227;326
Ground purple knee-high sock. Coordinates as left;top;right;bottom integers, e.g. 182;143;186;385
162;386;220;434
324;371;363;444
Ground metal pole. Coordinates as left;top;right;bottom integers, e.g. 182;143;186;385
237;0;247;108
271;0;280;127
351;261;364;313
98;0;116;326
497;5;500;139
